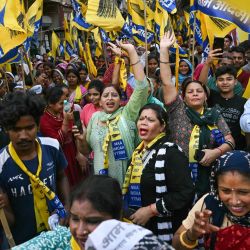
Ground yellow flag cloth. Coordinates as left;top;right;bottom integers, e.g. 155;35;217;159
70;236;81;250
102;115;128;174
78;38;85;59
122;133;166;196
114;56;127;92
201;13;236;48
8;140;67;232
8;141;49;232
26;0;43;35
175;46;180;91
0;27;27;55
51;31;61;60
64;17;74;61
86;0;125;31
92;28;103;57
242;78;250;99
75;85;83;104
0;0;26;32
85;42;97;77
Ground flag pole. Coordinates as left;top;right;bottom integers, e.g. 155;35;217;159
0;66;10;93
81;31;91;75
99;29;109;70
19;47;27;90
143;0;148;78
0;208;15;248
22;46;35;86
191;13;196;80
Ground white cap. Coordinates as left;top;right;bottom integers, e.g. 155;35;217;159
85;219;152;250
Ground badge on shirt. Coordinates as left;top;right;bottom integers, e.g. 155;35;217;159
112;139;128;161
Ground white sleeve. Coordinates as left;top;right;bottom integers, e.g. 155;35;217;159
240;99;250;132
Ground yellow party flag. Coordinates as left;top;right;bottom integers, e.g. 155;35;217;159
115;57;127;92
92;27;103;57
243;79;250;99
0;0;26;32
86;0;125;32
0;0;27;54
85;42;97;77
64;17;74;60
127;0;155;44
78;38;84;59
51;31;61;60
26;0;43;35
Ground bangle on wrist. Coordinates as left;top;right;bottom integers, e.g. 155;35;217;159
179;231;198;249
148;204;158;216
130;60;140;66
186;229;197;242
159;60;169;64
215;147;223;156
224;140;235;150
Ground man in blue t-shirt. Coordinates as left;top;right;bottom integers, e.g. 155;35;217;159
0;92;70;245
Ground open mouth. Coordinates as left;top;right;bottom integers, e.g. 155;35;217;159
139;128;148;136
106;102;115;108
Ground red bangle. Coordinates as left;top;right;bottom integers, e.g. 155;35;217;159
216;147;223;156
149;204;158;216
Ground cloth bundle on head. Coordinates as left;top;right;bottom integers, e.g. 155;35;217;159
52;69;66;84
14;81;24;90
29;85;43;95
34;61;43;70
5;72;15;81
56;63;68;72
84;219;174;250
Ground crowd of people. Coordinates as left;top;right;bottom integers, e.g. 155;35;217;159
0;30;249;250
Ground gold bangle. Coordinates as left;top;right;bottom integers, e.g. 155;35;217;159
159;60;169;64
130;60;140;66
179;231;198;249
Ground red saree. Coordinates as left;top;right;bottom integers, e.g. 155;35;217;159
205;224;250;250
40;109;85;187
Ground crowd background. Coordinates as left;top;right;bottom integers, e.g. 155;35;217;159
0;0;250;249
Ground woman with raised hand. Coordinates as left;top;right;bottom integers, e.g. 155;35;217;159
40;86;86;187
160;31;235;199
73;41;148;186
123;103;194;243
173;150;250;249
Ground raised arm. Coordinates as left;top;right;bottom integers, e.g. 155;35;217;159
160;32;177;104
198;48;222;85
117;41;145;81
107;42;122;87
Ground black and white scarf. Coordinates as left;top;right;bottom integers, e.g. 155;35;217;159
142;139;183;243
